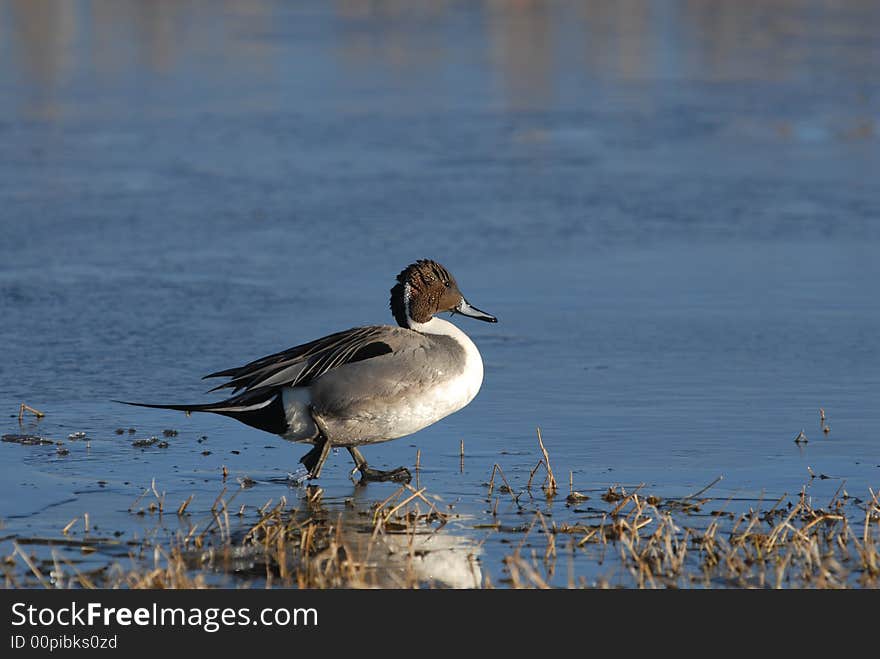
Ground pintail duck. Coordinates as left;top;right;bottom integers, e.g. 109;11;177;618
120;260;497;482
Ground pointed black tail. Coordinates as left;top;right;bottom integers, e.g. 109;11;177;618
114;390;289;436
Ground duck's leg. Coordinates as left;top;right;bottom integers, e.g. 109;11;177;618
299;436;332;479
347;447;411;484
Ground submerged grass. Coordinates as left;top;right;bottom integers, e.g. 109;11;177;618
2;429;878;589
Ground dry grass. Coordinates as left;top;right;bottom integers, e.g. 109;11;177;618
2;433;878;589
18;403;45;423
493;470;879;589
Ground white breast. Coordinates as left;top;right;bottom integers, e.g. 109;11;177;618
407;316;484;422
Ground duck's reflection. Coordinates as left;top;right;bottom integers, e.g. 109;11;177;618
307;485;483;589
221;483;483;589
339;518;483;589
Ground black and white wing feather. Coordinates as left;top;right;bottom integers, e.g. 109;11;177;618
203;326;396;394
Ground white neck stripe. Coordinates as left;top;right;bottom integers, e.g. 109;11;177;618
403;282;415;328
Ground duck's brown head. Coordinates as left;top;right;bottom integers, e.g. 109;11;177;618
390;259;497;329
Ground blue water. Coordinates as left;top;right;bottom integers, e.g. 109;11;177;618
1;0;879;587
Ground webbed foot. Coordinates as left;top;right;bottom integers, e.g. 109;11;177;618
357;466;412;484
346;446;412;484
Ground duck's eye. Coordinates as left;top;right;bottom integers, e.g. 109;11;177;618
443;281;450;288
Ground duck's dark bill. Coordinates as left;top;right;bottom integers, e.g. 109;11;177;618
456;299;498;323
